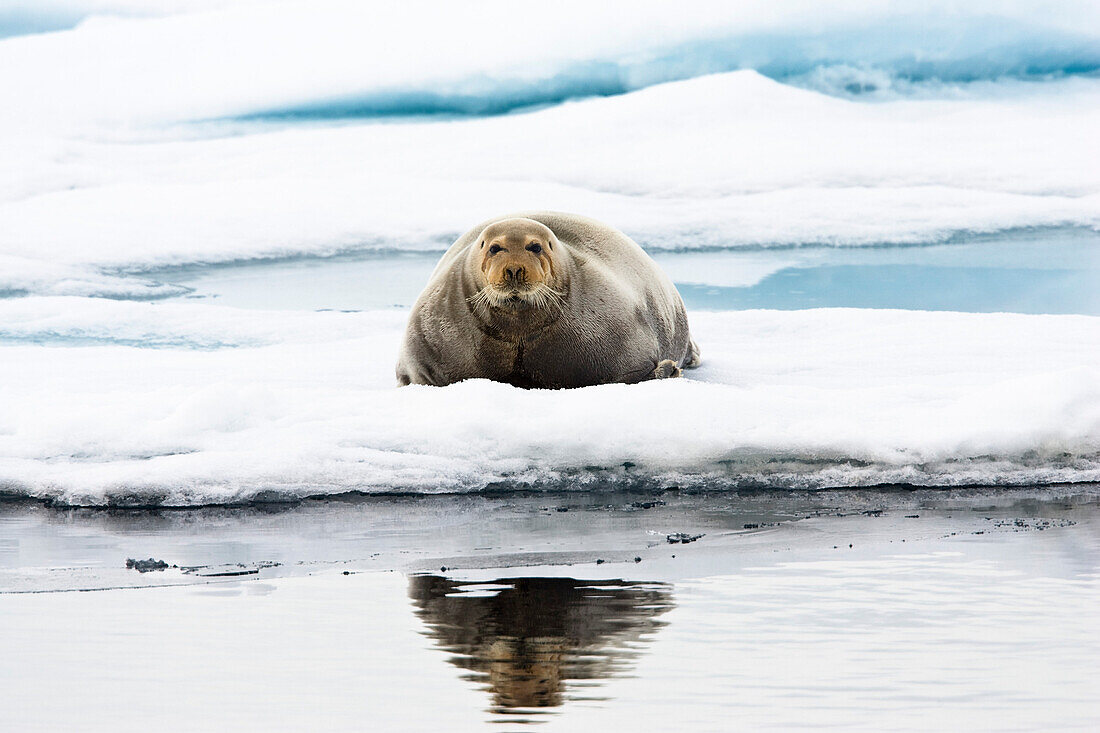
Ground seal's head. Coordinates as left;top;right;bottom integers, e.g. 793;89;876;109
468;218;564;311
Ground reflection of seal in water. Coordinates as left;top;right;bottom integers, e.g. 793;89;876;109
396;211;700;388
408;576;673;716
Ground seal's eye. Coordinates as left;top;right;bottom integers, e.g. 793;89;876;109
526;243;543;254
488;244;503;254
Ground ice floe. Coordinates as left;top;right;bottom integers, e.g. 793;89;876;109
3;2;1099;504
3;70;1099;298
0;305;1096;505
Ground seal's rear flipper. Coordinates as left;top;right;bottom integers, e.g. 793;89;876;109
684;340;702;369
654;360;682;379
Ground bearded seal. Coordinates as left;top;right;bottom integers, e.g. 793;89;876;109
396;211;700;388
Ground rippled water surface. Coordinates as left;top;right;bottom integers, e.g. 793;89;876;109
3;491;1098;730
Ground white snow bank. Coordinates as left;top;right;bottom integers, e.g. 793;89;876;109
1;304;1097;506
3;71;1099;297
2;0;1098;128
4;2;1100;297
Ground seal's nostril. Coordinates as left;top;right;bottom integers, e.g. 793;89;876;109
505;266;524;282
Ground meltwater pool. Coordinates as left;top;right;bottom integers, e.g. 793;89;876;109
154;228;1100;315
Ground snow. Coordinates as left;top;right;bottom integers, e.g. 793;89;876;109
1;303;1097;506
2;2;1099;505
3;1;1099;127
2;70;1099;298
2;3;1100;299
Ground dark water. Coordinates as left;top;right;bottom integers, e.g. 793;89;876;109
3;488;1100;729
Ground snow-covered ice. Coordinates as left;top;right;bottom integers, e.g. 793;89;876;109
4;0;1100;127
1;300;1097;506
2;1;1099;505
3;3;1100;296
4;70;1100;298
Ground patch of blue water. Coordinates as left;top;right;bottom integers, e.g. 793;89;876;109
652;230;1100;314
155;228;1100;316
158;250;441;312
676;265;1098;314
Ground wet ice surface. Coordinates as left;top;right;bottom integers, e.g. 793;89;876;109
1;488;1098;730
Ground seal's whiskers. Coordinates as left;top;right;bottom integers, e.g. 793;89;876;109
468;283;564;311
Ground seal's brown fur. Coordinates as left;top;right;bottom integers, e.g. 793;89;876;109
396;211;699;388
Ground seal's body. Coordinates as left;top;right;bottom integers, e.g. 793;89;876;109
396;211;699;388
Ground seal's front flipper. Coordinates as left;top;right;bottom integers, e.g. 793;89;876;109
654;359;682;379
